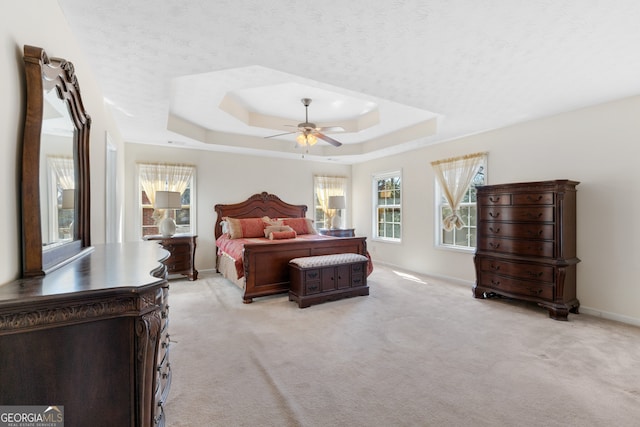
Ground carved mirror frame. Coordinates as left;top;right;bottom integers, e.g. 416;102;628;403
22;45;91;277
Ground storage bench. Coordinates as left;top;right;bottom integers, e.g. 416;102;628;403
288;253;369;308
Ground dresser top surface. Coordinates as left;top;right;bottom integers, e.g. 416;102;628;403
477;179;579;192
0;241;167;304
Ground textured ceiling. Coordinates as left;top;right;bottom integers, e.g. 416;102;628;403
57;0;640;163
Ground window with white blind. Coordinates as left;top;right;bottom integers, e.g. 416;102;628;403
373;171;402;242
138;163;196;237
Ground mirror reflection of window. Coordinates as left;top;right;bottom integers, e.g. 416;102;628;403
41;89;75;247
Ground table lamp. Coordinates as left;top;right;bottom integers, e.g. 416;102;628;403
155;191;182;237
328;195;346;229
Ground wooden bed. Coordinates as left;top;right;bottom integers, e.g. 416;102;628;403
214;192;368;304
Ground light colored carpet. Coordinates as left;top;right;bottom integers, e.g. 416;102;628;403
163;264;640;427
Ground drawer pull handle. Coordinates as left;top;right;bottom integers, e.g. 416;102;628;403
489;212;501;218
491;280;501;286
489;242;501;249
489;227;501;233
526;271;543;278
308;285;318;291
489;264;500;271
526;212;544;219
308;272;318;279
527;229;544;236
489;196;501;203
527;195;544;202
528;288;543;295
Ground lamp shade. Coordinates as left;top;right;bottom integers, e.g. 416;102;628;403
154;191;182;209
328;195;346;210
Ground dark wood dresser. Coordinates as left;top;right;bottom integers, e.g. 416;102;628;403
0;242;171;426
473;180;580;320
145;234;198;280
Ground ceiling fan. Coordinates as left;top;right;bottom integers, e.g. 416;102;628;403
265;98;343;147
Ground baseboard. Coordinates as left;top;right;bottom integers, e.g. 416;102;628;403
578;306;640;328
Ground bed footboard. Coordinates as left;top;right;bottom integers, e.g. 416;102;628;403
241;237;367;303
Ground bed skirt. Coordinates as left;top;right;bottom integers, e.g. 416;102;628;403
217;254;245;290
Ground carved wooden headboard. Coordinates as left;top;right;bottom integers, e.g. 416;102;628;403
214;192;308;239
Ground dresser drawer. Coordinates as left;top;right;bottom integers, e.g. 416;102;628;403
478;258;555;283
158;332;170;366
478;194;512;206
304;269;321;281
165;244;191;256
479;206;554;222
352;274;365;287
512;192;554;205
157;354;171;392
305;281;321;294
167;260;190;272
160;306;169;332
479;222;554;240
351;262;366;275
479;273;554;300
479;238;555;258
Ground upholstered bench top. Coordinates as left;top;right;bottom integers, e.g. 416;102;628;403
289;253;368;268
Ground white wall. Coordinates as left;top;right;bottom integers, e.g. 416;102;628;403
353;95;640;325
0;1;122;284
124;143;352;271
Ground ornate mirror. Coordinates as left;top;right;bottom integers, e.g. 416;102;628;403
22;45;91;277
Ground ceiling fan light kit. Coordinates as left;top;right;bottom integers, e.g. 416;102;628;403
265;98;344;150
296;132;317;146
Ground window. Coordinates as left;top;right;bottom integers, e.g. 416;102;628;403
434;155;486;251
373;171;402;241
138;163;196;238
313;176;348;230
45;156;75;243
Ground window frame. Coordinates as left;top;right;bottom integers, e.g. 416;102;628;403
137;164;197;239
313;176;348;230
434;158;486;253
372;170;402;243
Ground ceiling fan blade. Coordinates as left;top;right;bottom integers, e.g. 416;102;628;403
317;126;344;133
315;132;342;147
264;131;296;139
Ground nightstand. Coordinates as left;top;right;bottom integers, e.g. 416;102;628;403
318;228;355;237
145;234;198;280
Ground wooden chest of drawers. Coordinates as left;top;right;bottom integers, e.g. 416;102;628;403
154;283;171;426
473;180;580;320
145;234;198;281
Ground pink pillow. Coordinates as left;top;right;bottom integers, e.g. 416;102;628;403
224;217;265;239
269;230;297;240
281;218;316;235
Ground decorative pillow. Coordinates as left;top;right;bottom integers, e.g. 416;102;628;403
269;230;297;240
224;217;266;239
280;218;318;235
262;216;283;227
263;225;294;238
